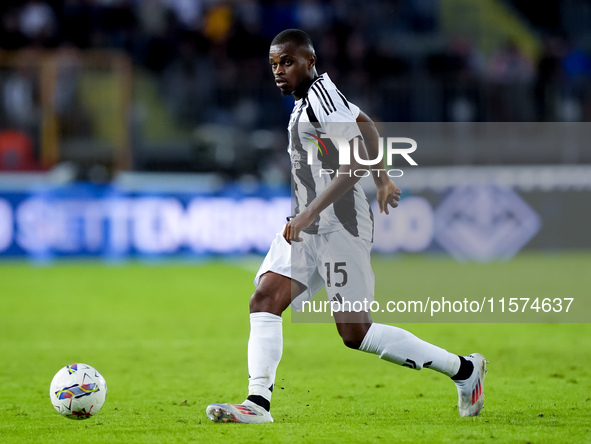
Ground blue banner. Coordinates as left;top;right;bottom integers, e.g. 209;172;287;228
0;183;290;259
1;180;588;261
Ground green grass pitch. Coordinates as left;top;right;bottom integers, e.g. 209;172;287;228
0;253;589;443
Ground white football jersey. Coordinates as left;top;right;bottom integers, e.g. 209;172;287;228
288;73;373;242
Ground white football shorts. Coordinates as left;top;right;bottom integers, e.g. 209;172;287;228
254;227;375;311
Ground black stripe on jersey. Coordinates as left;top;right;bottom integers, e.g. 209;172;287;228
367;197;374;242
311;84;337;115
334;188;359;237
336;90;350;110
316;79;337;113
305;99;339;171
305;98;320;124
306;98;359;236
292;100;320;234
310;84;331;115
292;182;299;217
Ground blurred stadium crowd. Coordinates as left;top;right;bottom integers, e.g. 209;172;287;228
0;0;590;179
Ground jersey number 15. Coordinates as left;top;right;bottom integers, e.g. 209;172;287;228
325;262;348;287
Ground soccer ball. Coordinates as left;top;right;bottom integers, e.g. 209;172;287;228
49;363;107;420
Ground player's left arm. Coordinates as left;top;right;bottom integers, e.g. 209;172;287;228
356;110;401;215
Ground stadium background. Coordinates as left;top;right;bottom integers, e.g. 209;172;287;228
0;1;589;443
0;0;590;260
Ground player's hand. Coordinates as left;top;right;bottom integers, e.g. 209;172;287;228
376;179;401;215
283;210;316;244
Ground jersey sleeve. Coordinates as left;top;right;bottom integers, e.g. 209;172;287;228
348;101;360;119
308;79;362;142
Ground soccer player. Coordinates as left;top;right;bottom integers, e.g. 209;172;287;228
206;29;487;423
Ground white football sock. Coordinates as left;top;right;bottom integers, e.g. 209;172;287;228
247;312;283;402
359;323;460;376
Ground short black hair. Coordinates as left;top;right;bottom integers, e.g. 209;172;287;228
271;29;315;53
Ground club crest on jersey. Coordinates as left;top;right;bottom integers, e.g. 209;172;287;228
291;151;301;169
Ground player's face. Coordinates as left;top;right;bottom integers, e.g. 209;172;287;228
269;42;315;97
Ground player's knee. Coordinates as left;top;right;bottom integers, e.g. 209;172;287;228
249;288;270;312
249;287;287;315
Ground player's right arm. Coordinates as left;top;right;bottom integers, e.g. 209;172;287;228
356;110;401;215
284;138;365;243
